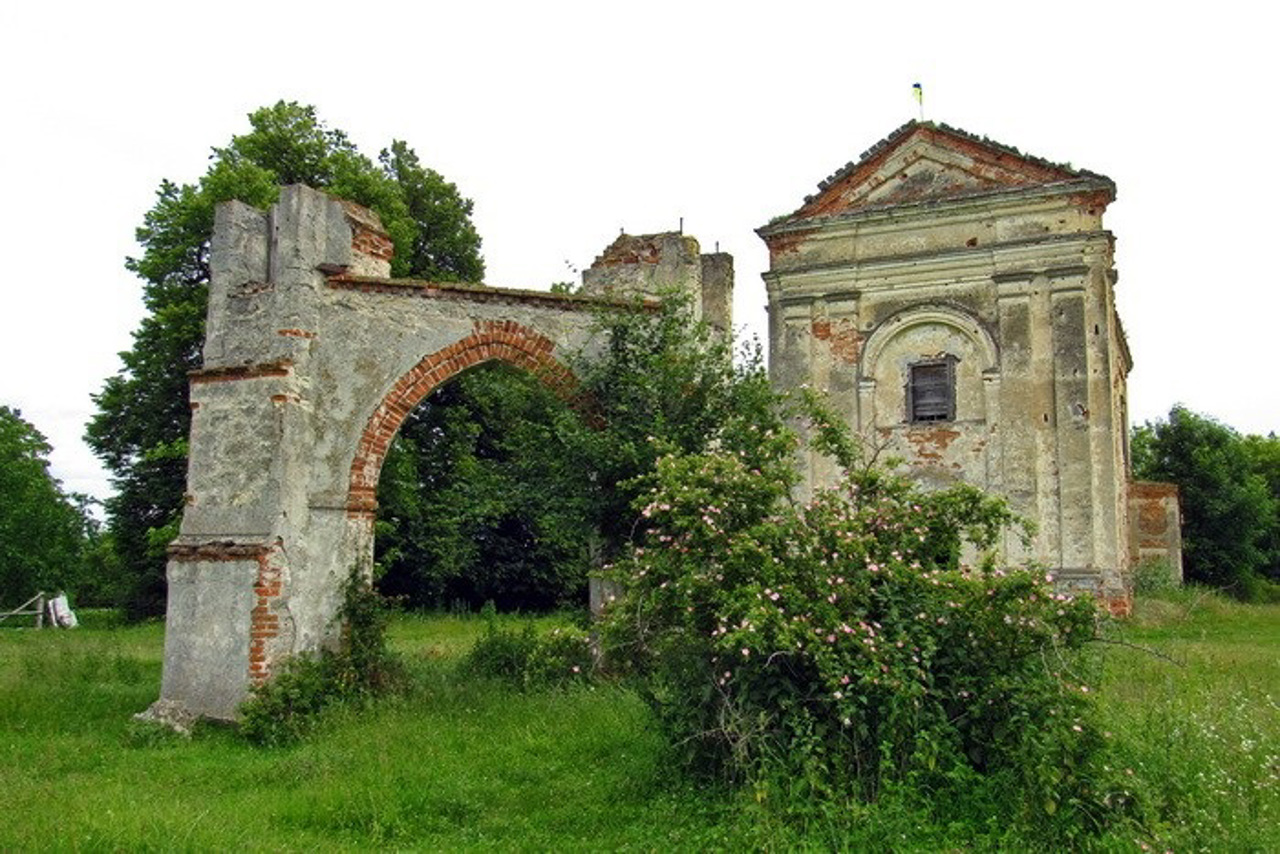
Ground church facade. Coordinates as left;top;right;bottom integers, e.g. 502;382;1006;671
758;121;1180;609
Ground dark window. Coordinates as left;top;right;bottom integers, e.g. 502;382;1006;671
907;358;956;422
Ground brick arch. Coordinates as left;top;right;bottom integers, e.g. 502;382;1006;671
345;320;583;517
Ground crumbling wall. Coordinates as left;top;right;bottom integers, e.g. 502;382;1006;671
582;231;733;332
1128;481;1183;584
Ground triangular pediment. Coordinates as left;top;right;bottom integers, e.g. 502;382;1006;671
781;122;1109;222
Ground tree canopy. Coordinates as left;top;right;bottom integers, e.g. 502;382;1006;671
86;102;485;619
1132;406;1280;598
0;406;89;607
375;363;598;611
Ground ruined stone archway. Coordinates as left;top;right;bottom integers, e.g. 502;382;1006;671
150;186;730;722
239;324;590;692
345;321;583;519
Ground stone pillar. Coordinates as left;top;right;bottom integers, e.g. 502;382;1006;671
1079;259;1129;600
1050;276;1091;575
995;284;1037;565
147;185;385;723
700;252;734;335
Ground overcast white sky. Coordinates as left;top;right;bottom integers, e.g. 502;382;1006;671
1;1;1276;505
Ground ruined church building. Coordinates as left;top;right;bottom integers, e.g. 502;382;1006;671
149;121;1180;722
759;122;1181;608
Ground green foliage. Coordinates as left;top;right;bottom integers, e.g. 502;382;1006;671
374;291;781;612
1131;557;1178;597
1;606;1276;849
87;101;485;618
1243;432;1280;584
239;566;404;746
1132;406;1279;597
599;394;1116;840
570;291;791;558
376;364;596;610
236;651;333;746
378;141;484;282
71;529;128;608
0;406;90;606
463;602;594;688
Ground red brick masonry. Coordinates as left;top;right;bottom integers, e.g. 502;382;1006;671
346;320;584;518
167;539;287;684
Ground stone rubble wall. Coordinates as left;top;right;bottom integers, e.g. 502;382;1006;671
582;231;734;333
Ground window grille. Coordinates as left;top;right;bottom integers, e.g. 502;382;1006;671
907;357;956;422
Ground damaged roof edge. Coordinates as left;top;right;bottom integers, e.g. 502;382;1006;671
756;175;1116;238
763;120;1115;232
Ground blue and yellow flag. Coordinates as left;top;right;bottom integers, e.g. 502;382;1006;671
912;82;923;104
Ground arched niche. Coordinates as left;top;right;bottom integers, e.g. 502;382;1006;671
857;304;1000;430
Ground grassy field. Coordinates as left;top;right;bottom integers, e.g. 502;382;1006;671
1095;591;1280;851
1;595;1276;851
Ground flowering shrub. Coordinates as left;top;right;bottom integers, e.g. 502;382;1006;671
599;405;1115;835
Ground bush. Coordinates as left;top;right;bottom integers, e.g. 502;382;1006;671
240;567;404;745
464;603;594;688
1132;557;1178;596
599;400;1120;840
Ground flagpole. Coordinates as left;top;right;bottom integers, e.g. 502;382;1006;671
913;83;924;122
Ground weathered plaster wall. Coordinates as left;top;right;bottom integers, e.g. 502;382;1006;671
582;232;734;333
1128;481;1183;583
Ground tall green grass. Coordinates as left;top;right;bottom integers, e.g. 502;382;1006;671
1;599;1276;850
1098;591;1280;851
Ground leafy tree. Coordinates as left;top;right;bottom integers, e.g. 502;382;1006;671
379;141;483;282
569;293;789;557
0;407;89;606
87;102;484;619
1242;433;1280;583
375;364;597;610
1131;406;1278;595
